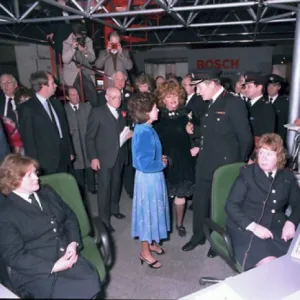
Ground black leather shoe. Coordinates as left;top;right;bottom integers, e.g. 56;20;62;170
112;213;126;219
207;247;218;258
106;224;115;233
182;239;205;251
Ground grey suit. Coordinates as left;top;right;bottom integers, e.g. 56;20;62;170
94;50;133;78
86;104;127;225
65;102;95;196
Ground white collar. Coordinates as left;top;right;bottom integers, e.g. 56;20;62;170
250;95;263;106
264;169;277;179
5;94;14;101
70;103;79;110
186;93;195;105
13;190;31;201
211;86;224;103
269;94;278;103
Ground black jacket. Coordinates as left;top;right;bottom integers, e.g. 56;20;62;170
226;164;300;231
18;95;73;175
86;104;127;168
248;97;276;137
195;90;253;180
272;95;289;142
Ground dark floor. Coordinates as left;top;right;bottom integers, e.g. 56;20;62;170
88;190;236;299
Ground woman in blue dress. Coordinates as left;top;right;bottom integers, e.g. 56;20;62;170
128;92;170;269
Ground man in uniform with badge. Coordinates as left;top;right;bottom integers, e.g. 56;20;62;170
243;74;276;158
182;71;253;253
266;74;289;143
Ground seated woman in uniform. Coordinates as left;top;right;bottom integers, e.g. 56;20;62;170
0;154;101;299
226;133;300;271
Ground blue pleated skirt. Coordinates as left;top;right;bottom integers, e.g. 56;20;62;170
131;170;170;244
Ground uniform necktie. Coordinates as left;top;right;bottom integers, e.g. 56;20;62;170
268;172;273;182
47;100;60;136
73;105;78;112
208;99;213;107
269;97;273;103
29;193;41;210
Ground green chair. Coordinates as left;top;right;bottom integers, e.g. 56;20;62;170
200;162;245;285
40;173;112;285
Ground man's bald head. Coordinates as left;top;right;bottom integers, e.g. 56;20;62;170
0;74;18;97
105;87;121;109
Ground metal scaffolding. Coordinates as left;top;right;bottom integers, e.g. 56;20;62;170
0;0;299;46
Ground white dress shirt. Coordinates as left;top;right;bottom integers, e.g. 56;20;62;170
185;93;195;106
36;93;63;138
4;95;17;117
107;103;119;119
13;190;43;211
249;95;263;107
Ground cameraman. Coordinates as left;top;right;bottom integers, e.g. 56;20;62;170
95;31;133;81
62;23;97;107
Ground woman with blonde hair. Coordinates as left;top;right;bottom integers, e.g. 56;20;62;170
154;81;194;237
226;133;300;271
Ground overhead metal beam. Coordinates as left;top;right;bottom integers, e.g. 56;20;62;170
234;12;253;39
240;0;257;20
123;0;132;28
0;3;16;20
154;0;188;27
124;0;152;29
100;5;123;30
70;0;85;12
13;0;20;20
260;11;296;22
40;0;85;15
170;0;179;8
210;12;232;38
19;1;40;21
162;29;174;43
253;0;263;41
89;0;106;14
266;4;300;12
93;2;258;19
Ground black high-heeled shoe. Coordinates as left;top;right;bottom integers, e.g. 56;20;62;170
150;247;165;255
139;255;161;269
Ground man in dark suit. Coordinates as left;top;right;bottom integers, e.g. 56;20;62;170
0;74;18;125
0;154;101;299
243;74;276;157
182;71;253;252
96;71;134;197
266;74;289;143
18;71;74;175
86;87;132;233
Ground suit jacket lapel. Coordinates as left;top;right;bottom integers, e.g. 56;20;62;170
30;95;53;122
104;105;118;135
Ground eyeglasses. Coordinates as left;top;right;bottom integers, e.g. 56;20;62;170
108;95;121;101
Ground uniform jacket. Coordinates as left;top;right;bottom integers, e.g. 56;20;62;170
226;164;300;232
0;186;82;290
95;50;133;78
248;96;276;137
195;91;253;180
65;102;91;169
272;95;289;142
85;104;127;168
132;123;165;173
62;33;96;86
185;93;209;125
18;95;73;175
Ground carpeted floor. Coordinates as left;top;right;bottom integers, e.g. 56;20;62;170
88;190;236;299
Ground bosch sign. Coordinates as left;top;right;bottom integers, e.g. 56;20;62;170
197;59;240;69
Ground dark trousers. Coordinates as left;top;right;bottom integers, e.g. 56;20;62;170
97;155;124;225
74;73;98;108
192;177;212;243
73;168;96;194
